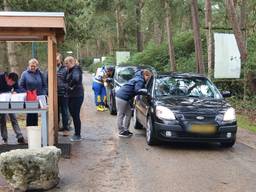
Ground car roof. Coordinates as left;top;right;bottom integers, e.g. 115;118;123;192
157;72;207;79
116;64;156;73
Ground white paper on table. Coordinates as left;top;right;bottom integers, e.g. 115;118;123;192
10;93;26;102
0;93;11;102
37;95;48;108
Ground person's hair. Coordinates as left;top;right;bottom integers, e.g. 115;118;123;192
56;52;63;62
7;72;19;82
28;58;39;66
143;69;152;77
64;56;76;64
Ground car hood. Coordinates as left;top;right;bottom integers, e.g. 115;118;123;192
155;96;231;113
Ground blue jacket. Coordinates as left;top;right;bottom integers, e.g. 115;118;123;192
19;69;47;96
0;72;21;93
115;70;145;101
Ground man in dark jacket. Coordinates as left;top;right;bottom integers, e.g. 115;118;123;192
0;72;25;144
115;69;152;137
56;53;69;136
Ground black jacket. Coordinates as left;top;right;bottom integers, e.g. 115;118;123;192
0;72;21;93
57;64;68;96
66;65;84;98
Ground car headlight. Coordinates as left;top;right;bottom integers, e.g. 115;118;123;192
156;106;175;120
223;107;236;121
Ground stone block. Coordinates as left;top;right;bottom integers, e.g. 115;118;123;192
0;146;61;191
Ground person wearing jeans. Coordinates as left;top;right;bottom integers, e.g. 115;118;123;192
64;56;84;142
0;114;25;144
0;72;25;144
115;69;152;137
56;53;69;136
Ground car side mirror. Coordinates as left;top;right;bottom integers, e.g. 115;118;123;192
221;91;231;98
138;88;149;96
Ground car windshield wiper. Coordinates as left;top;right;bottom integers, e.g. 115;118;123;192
188;95;200;98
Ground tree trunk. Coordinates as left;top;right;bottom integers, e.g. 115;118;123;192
191;0;205;74
107;37;114;55
115;0;124;49
153;22;162;45
205;0;213;78
165;0;176;71
225;0;247;62
136;0;144;52
4;0;20;74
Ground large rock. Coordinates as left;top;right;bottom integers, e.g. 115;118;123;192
0;146;61;191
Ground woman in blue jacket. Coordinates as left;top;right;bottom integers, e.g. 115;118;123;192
19;58;47;126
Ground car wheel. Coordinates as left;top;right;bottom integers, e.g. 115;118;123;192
220;139;236;148
133;107;143;129
146;116;157;145
109;91;117;115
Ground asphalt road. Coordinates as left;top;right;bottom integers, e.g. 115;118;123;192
1;72;255;192
49;72;256;192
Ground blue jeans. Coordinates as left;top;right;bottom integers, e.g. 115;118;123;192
92;81;106;106
68;96;84;136
58;96;69;130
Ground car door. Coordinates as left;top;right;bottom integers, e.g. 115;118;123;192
136;76;154;127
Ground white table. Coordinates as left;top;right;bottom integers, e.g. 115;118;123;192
0;108;48;146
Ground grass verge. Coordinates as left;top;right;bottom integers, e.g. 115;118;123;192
237;114;256;133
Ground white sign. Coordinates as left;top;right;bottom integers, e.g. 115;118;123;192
93;58;101;64
101;57;106;62
116;51;130;65
214;33;241;78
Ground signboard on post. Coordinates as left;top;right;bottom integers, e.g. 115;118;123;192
214;33;241;78
116;51;130;66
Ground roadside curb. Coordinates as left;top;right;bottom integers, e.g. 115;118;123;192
237;127;256;149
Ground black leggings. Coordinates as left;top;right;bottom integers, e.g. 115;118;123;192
68;96;84;136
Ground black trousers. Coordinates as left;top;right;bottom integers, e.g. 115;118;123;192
68;96;84;136
26;114;38;126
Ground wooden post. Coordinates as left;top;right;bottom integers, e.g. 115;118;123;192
47;35;58;145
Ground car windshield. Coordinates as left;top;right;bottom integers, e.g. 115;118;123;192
115;66;136;84
155;76;223;99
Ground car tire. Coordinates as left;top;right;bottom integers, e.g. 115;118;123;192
133;108;143;129
220;139;236;148
146;116;157;146
109;91;117;115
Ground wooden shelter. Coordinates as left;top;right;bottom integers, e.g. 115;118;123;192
0;11;66;145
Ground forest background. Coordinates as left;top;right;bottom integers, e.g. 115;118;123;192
0;0;255;130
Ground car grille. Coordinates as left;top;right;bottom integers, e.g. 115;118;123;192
181;113;216;122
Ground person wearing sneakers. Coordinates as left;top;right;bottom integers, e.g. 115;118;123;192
56;53;69;137
64;56;84;142
0;72;26;144
115;69;152;137
92;66;114;111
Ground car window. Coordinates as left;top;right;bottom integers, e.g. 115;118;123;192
155;76;222;99
115;67;136;84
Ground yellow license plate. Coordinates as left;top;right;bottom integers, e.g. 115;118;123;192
190;124;216;134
